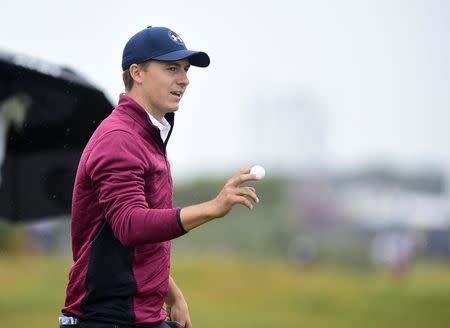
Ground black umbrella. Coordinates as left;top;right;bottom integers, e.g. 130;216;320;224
0;49;113;222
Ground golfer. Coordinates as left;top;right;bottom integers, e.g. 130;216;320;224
60;26;260;328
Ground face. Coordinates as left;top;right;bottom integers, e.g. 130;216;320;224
131;59;190;119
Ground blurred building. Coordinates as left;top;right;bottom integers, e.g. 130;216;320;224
287;167;450;263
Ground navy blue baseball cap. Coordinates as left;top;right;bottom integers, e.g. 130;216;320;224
122;26;210;71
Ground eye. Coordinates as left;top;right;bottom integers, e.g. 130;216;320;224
184;66;190;72
168;66;177;72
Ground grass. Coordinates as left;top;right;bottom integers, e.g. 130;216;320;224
1;253;450;327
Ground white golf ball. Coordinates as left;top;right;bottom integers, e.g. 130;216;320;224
250;165;265;179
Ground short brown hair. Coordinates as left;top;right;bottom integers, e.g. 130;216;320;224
122;62;151;92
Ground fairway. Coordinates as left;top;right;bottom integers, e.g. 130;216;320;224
1;254;450;327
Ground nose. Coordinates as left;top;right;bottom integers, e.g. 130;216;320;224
178;71;189;87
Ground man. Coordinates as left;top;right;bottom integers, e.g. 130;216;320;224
61;26;260;328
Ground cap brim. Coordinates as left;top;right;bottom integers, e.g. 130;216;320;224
153;50;210;67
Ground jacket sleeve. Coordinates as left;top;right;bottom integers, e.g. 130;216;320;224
85;130;187;247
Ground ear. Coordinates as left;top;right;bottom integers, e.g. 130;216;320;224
129;64;144;85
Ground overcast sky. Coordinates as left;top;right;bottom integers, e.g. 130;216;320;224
1;0;449;178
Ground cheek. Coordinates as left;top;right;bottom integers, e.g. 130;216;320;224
145;81;163;99
144;73;171;101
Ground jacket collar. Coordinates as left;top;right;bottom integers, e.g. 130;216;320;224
116;93;175;145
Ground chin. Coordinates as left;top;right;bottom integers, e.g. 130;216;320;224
167;105;180;112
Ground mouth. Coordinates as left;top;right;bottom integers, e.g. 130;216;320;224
170;91;183;99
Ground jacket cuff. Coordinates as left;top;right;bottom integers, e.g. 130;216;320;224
176;208;188;234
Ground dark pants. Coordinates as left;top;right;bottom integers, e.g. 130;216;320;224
65;320;182;328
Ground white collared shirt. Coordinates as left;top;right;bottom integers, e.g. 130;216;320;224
147;112;171;143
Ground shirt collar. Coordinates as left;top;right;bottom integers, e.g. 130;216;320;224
147;112;171;143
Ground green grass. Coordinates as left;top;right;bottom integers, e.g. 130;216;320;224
1;254;450;327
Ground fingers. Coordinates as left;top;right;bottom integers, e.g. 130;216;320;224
224;185;260;210
227;172;261;187
240;166;253;174
213;168;263;216
168;303;189;328
237;186;259;204
235;195;254;209
171;317;186;328
179;317;191;328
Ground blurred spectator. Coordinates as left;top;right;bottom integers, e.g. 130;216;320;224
0;92;31;185
287;235;318;266
371;231;415;279
24;218;59;254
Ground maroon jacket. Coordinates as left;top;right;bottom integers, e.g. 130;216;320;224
62;94;187;326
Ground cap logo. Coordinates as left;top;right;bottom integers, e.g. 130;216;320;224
168;30;184;46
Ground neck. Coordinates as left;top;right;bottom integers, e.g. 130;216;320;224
126;89;164;122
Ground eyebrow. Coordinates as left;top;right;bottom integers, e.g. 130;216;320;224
166;62;190;69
